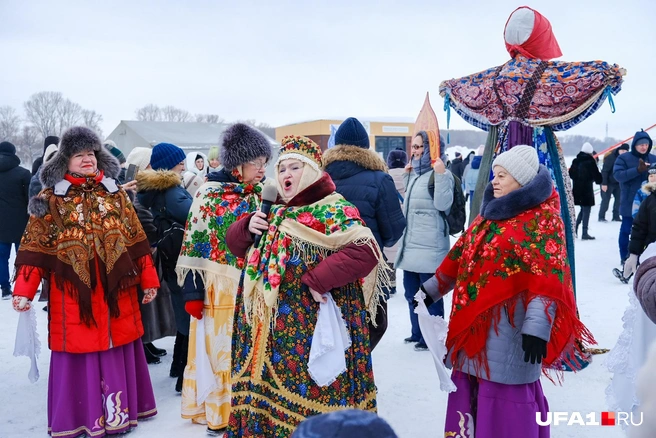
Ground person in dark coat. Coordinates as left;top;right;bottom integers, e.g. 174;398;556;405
614;130;655;265
29;144;59;198
323;117;406;350
31;135;59;176
569;142;602;240
623;167;656;280
137;142;192;391
0;141;31;299
599;143;629;222
449;152;465;179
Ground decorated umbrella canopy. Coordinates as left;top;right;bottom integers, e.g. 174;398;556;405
439;6;625;293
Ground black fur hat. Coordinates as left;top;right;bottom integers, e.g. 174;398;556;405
220;123;273;170
40;126;121;188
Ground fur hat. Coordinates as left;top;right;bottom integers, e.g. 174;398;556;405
477;145;485;156
387;149;407;169
276;135;323;172
150;142;186;171
618;143;630;152
126;147;152;172
335;117;370;149
40;126;121;188
220;123;273;170
492;145;539;187
581;142;594;154
291;409;398;438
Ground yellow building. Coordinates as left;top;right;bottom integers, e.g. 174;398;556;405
275;118;415;161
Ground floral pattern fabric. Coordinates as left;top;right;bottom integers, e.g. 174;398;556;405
439;55;624;130
438;190;594;375
226;258;376;438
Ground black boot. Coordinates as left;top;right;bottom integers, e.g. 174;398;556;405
145;342;167;357
581;233;595;240
170;332;184;378
144;344;161;364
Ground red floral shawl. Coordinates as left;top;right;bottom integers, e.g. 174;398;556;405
438;189;594;376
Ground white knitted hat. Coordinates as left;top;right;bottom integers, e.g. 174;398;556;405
581;142;594;154
492;145;539;186
126;147;153;172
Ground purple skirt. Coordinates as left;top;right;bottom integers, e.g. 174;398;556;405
48;340;157;438
445;371;549;438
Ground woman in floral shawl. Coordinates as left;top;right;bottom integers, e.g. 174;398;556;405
176;123;273;435
12;127;160;437
421;146;594;438
224;135;390;437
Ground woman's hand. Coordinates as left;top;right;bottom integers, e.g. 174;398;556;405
309;288;327;304
142;288;157;304
121;180;138;193
12;296;31;312
404;163;413;174
248;211;269;236
433;157;446;174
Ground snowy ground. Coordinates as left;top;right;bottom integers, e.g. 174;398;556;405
0;202;633;438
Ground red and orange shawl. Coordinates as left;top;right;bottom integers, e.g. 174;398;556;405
437;189;594;378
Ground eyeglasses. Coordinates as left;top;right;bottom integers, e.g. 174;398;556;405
247;160;268;170
411;145;424;150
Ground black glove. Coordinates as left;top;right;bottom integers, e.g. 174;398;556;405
412;285;434;309
522;334;547;364
638;158;650;173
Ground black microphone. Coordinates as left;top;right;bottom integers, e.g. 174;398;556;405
253;183;278;248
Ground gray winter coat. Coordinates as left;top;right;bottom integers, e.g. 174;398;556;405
394;167;454;274
423;165;558;384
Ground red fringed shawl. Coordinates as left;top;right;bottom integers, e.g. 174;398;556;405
438;189;594;375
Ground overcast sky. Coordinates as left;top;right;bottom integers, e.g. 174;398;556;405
1;0;653;141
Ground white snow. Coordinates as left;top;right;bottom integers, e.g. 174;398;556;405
0;202;633;437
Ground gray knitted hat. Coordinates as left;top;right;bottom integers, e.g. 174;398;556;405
492;145;539;186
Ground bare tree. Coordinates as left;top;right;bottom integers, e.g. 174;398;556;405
161;106;192;122
57;99;83;133
24;91;63;137
0;106;21;142
82;109;104;137
195;113;224;124
135;104;162;121
14;125;41;166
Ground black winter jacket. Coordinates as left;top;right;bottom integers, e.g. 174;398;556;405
629;182;656;255
569;152;602;206
0;154;31;243
324;145;406;251
601;150;621;186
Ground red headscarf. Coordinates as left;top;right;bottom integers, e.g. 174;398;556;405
504;6;562;60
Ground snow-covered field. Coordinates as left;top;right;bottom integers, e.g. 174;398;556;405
0;202;632;437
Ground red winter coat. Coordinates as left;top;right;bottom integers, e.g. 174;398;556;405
14;256;159;353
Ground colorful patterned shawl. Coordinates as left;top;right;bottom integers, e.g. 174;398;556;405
16;172;152;325
242;192;389;325
176;179;262;288
438;189;595;378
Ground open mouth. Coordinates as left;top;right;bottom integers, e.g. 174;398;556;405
284;180;292;189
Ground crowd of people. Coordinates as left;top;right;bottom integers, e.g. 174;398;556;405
1;120;654;438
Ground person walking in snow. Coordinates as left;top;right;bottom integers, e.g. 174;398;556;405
569;142;602;240
395;132;454;351
464;145;484;218
599;143;629;222
12;127;160;437
0;141;31;300
323;117;406;350
614;130;655;266
384;148;408;297
421;145;594;438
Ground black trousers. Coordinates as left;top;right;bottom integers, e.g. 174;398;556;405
576;206;592;233
599;184;621;220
